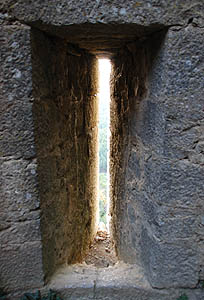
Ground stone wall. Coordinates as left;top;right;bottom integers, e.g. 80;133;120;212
110;26;204;288
31;29;99;280
0;18;99;293
0;0;204;296
110;29;166;272
4;0;204;28
0;24;44;292
142;25;204;287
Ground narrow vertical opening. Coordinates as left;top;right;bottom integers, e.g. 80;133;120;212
84;58;117;267
98;59;111;232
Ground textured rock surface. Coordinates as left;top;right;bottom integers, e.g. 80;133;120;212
8;262;204;300
141;25;204;287
5;0;204;28
110;25;204;288
43;263;204;300
0;25;44;292
2;0;204;56
31;29;99;280
0;13;99;293
0;0;204;296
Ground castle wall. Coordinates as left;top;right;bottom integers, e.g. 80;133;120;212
0;0;204;295
110;26;204;288
31;29;98;280
0;24;44;292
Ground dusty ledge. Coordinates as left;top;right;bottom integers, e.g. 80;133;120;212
45;262;204;300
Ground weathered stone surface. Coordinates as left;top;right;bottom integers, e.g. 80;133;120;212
110;25;204;287
42;263;204;300
31;28;99;280
109;30;166;265
0;159;40;223
0;24;45;293
139;26;204;287
0;26;35;159
1;0;203;55
141;228;199;288
6;0;204;28
0;23;99;291
0;0;204;295
0;242;44;293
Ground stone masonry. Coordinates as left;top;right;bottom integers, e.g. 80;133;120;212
0;0;204;298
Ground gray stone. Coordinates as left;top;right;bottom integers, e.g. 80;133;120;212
31;28;99;280
0;158;40;222
140;227;199;288
0;25;35;159
0;0;204;296
0;242;44;293
6;0;204;29
0;24;45;293
110;25;204;288
41;263;204;300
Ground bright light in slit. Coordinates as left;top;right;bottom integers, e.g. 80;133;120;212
98;59;111;232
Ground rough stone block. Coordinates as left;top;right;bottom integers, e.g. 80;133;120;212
7;0;204;29
0;25;35;159
42;263;204;300
0;220;41;245
140;227;199;288
110;24;204;288
0;158;40;223
144;157;204;209
0;242;44;293
31;29;98;280
0;0;204;294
